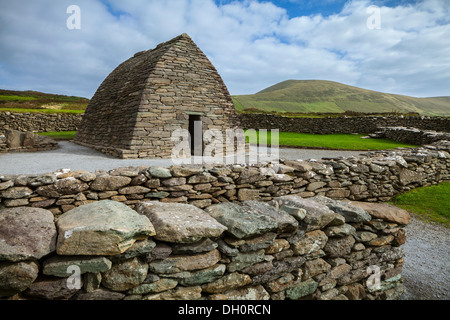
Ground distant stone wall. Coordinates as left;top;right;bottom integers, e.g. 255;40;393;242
0;130;58;153
238;114;450;134
0;112;82;135
370;127;450;146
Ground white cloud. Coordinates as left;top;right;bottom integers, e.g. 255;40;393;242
0;0;448;98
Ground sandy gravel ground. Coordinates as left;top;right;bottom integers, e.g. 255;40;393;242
400;216;450;300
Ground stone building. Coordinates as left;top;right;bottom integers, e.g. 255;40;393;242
74;33;241;159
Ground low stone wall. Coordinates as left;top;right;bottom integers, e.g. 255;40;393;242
370;127;450;146
238;114;450;134
1;138;448;301
0;140;448;211
0;196;408;300
0;112;82;135
0;130;58;153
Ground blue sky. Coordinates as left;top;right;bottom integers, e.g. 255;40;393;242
0;0;449;99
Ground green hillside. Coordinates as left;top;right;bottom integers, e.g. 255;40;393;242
232;80;450;116
0;89;88;114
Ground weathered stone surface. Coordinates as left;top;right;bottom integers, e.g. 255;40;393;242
143;286;202;300
149;167;172;178
243;200;298;233
285;279;318;299
323;235;355;258
118;186;151;194
347;201;411;225
25;276;81;300
265;273;296;293
73;288;125;300
266;239;291;254
43;256;112;277
127;278;178;295
367;235;395;246
324;224;356;238
205;202;278;239
302;258;331;280
56;200;155;255
201;272;251;293
172;238;218;255
291;230;328;256
36;178;89;197
137;202;227;243
102;257;148;292
0;207;57;261
170;166;204;177
209;285;270;300
177;264;226;286
0;261;39;297
251;256;306;285
278;205;307;222
149;249;221;274
271;196;336;231
2;186;33;199
312;196;372;223
146;243;172;262
110;238;156;262
90;175;132;191
227;249;266;272
399;168;427;186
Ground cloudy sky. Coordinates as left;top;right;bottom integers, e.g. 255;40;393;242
0;0;449;99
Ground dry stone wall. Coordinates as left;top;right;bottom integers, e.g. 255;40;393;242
1;140;448;211
1;196;408;300
0;112;82;136
0;130;58;153
238;114;450;135
370;127;450;146
1;138;448;301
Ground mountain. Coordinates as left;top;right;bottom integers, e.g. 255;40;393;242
232;80;450;116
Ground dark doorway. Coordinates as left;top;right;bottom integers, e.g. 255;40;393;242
189;115;202;156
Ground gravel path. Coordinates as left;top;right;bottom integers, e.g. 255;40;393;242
400;216;450;300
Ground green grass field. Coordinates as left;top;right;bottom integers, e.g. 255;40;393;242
37;131;77;140
0;89;88;114
37;130;417;151
246;131;418;150
390;183;450;228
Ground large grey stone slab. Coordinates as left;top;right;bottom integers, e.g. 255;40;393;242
136;202;227;243
311;195;372;223
205;202;278;239
56;200;155;255
272;196;337;231
243;200;299;234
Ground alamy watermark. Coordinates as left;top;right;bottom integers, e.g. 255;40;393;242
366;5;381;30
366;265;382;291
67;5;81;30
66;265;82;290
170;125;280;165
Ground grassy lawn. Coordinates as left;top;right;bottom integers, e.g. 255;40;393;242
246;131;418;150
0;89;88;114
390;183;450;228
37;131;77;140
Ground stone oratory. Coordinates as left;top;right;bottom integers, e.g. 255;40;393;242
75;33;241;159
